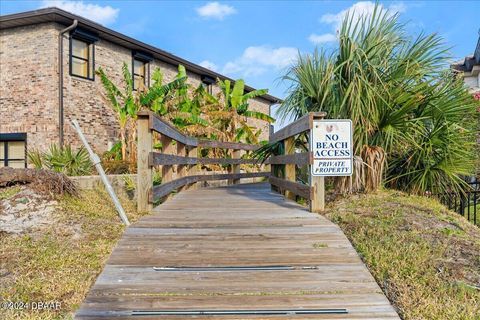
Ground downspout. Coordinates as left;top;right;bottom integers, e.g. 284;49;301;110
58;19;78;148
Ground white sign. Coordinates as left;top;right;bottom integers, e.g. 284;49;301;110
311;119;353;176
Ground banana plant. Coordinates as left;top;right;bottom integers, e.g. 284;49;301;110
97;63;186;162
143;66;211;134
213;79;275;143
170;83;214;132
97;63;136;161
139;65;187;115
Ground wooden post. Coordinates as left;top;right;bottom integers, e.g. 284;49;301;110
309;113;326;212
161;135;173;192
137;114;152;212
269;125;275;192
284;136;296;200
270;162;276;192
310;176;325;212
232;149;241;185
187;146;198;190
177;142;187;192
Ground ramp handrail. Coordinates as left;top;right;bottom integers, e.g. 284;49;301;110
136;111;268;211
137;111;327;212
268;112;326;212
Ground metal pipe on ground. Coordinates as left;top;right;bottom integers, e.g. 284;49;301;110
70;119;130;225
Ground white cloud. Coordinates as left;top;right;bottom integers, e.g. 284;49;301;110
40;0;119;25
309;1;407;45
196;2;236;20
389;2;407;14
241;46;297;68
221;46;297;77
308;33;337;44
199;60;219;72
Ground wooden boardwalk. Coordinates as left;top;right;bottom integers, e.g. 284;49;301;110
76;183;399;319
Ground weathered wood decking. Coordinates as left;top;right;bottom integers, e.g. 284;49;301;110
76;183;399;319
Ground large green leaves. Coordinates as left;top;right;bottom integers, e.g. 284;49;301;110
277;3;479;194
98;60;275;153
243;110;275;123
140;67;187;114
96;63;134;126
213;78;274;143
97;66;123;117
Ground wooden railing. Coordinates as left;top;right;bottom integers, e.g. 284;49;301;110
268;112;326;212
137;111;326;213
136;111;269;212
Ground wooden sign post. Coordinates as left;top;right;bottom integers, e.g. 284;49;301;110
310;118;353;212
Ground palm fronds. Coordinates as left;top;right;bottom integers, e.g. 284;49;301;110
277;3;479;195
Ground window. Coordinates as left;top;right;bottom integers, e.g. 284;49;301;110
132;51;153;90
204;83;213;94
0;133;27;168
201;75;215;94
70;38;94;79
133;58;147;90
69;28;98;80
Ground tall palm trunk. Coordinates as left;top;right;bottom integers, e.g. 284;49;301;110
361;146;386;192
335;155;365;194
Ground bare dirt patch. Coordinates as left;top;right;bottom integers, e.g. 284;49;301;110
0;185;142;320
0;186;58;234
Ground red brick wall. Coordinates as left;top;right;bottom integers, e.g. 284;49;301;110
1;22;273;156
0;23;59;150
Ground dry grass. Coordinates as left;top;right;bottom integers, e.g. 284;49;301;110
326;190;480;320
0;187;146;320
0;168;78;197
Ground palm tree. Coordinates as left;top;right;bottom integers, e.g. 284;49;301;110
276;5;479;194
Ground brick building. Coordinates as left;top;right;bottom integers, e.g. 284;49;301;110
451;32;480;151
451;32;480;93
0;7;280;168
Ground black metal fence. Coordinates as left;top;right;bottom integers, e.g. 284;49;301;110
438;180;479;226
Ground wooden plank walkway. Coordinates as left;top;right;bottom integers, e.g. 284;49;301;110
76;183;399;319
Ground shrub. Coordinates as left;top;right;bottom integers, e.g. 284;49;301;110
101;159;132;174
28;144;93;176
123;175;135;191
27;149;43;169
102;141;123;161
153;170;162;186
101;142;136;174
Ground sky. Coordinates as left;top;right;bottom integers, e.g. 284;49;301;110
1;0;479;116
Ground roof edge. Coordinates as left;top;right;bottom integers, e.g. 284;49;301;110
0;7;283;104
